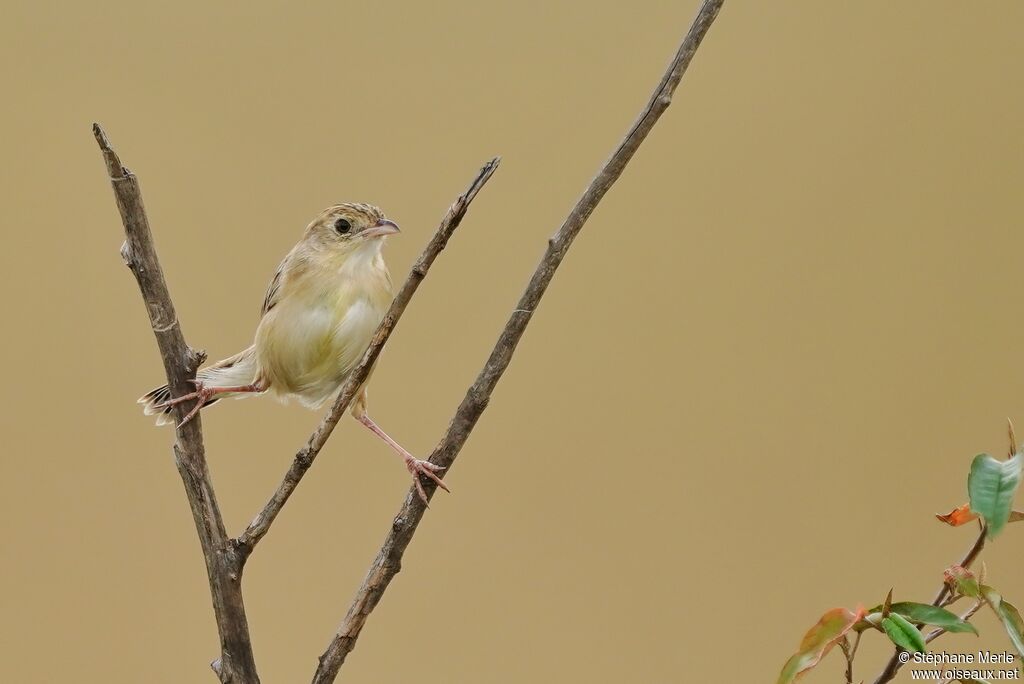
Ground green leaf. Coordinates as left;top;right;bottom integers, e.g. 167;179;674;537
887;602;978;634
968;453;1022;539
858;601;978;634
881;613;927;653
777;607;864;684
980;586;1024;662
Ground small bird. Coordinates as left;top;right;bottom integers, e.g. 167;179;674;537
139;203;448;503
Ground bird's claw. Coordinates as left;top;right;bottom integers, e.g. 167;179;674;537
153;381;212;428
406;458;449;505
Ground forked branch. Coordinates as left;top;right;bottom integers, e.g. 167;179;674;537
96;122;499;683
93;124;261;683
870;524;988;684
97;1;724;681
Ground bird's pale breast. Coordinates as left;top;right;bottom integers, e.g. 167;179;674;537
254;249;392;408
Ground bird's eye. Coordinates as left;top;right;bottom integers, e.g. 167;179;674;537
334;218;352;234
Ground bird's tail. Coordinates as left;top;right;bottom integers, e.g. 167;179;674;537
139;346;258;425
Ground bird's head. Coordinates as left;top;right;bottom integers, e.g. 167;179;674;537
304;203;400;257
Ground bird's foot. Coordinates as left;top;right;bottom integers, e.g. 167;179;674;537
405;457;449;505
154;380;213;427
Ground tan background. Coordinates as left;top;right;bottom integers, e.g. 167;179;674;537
2;2;1023;682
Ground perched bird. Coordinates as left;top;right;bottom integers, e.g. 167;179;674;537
139;203;448;503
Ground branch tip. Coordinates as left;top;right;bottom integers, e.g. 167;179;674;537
92;122;126;178
92;122;109;148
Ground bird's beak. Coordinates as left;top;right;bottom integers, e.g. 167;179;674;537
362;219;400;238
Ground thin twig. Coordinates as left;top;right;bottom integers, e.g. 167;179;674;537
930;523;987;607
93;124;260;683
235;158;501;558
871;524;988;684
310;2;726;681
840;631;862;684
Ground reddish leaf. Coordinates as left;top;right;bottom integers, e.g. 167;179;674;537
777;606;865;684
944;566;982;598
936;503;980;526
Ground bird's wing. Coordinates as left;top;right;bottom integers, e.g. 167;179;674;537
260;255;288;317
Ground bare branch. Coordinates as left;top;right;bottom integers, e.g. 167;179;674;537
93;124;260;683
311;1;726;680
235;158;501;557
840;631;862;684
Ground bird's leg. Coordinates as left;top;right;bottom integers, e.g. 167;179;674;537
156;381;264;427
354;411;449;505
